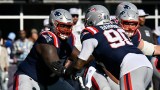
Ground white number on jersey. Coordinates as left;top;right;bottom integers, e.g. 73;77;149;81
103;29;133;48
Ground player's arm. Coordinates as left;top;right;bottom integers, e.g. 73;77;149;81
68;46;80;61
66;38;97;75
68;29;96;66
154;45;160;55
35;33;65;76
138;39;160;55
36;44;59;65
64;46;80;68
35;44;65;76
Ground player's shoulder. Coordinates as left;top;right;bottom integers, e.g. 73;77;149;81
40;30;58;38
80;26;98;41
38;30;59;48
82;26;99;35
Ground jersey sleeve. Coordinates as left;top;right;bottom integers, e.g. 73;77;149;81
80;29;94;43
78;38;98;61
78;28;98;60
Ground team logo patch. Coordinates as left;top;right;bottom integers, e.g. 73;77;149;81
123;5;131;9
54;11;62;16
42;34;52;43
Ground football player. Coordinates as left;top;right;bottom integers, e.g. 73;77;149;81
115;2;160;56
64;5;153;90
13;9;88;90
116;2;160;79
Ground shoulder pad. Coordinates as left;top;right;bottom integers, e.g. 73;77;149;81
41;31;59;48
84;26;99;35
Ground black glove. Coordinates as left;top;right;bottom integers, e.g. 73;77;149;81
50;61;66;76
65;65;80;78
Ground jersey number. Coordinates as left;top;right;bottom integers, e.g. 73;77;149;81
103;29;133;48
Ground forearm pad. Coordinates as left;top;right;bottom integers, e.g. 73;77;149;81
50;61;66;76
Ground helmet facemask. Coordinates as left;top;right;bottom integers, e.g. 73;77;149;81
120;20;139;37
119;9;139;37
54;20;73;40
49;9;73;40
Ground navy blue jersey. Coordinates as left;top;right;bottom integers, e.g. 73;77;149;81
130;30;141;47
81;24;142;78
16;30;75;84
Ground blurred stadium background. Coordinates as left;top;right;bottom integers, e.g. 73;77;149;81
0;0;160;39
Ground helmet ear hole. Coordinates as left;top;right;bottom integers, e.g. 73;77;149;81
85;21;93;27
89;22;93;26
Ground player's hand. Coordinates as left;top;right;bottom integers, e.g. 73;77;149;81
64;66;79;78
51;61;66;76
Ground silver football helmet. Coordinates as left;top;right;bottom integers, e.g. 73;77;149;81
115;2;138;20
49;9;73;40
119;9;139;37
85;5;110;27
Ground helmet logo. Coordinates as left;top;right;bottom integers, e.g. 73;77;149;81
54;11;62;16
119;11;125;17
123;5;131;10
